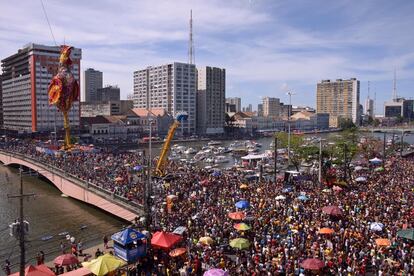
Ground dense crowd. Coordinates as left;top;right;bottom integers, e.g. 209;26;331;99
1;139;414;275
146;156;414;275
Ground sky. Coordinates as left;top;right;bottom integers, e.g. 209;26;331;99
1;0;414;114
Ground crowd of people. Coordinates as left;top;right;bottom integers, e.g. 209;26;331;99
1;138;414;275
145;154;414;275
0;140;147;204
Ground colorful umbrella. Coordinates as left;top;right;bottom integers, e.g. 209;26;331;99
370;222;384;232
10;265;55;276
114;177;123;182
275;195;286;200
375;238;391;247
297;195;309;201
229;238;250;249
300;258;325;270
322;205;342;216
151;231;182;249
53;254;79;266
133;165;142;171
169;247;187;257
82;254;126;276
332;186;343;192
199;236;214;245
228;211;246;220
319;228;335;235
234;223;251;231
239;184;248;189
235;200;250;209
397;228;414;240
355;177;367;182
374;167;384;172
203;268;229;276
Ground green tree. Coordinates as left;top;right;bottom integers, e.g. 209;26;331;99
275;132;320;171
338;118;357;130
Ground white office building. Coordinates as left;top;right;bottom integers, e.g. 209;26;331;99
133;62;197;135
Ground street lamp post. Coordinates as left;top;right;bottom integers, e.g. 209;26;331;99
286;91;294;165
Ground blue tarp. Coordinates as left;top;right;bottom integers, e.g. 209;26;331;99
111;228;146;246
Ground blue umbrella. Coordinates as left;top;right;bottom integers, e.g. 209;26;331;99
235;200;250;209
297;195;309;201
282;187;293;193
212;171;221;177
133;165;142;171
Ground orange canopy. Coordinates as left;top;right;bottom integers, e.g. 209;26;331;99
10;265;55;276
151;231;182;249
228;211;246;220
375;238;391;247
169;247;187;257
319;228;335;234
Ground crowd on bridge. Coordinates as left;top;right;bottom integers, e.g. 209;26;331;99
1;139;414;275
0;140;147;204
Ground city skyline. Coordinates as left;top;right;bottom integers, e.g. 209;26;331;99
1;0;414;114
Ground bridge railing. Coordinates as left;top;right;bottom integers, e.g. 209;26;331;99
0;150;144;214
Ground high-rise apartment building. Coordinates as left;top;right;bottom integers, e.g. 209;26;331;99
197;66;225;135
226;97;241;112
97;85;120;102
257;104;263;116
1;43;81;132
84;68;103;102
364;98;374;118
262;97;280;117
0;74;3;129
133;62;197;135
316;78;360;127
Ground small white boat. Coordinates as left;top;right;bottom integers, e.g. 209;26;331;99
205;157;215;163
208;141;221;146
214;156;230;164
184;147;197;154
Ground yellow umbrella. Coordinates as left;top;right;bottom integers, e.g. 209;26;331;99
240;184;248;189
234;223;251;231
230;238;250;249
82;254;126;276
199;236;214;245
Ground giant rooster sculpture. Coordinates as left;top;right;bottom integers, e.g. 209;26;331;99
48;45;79;150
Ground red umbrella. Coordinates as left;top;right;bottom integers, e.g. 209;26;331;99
300;258;325;270
53;254;79;266
228;211;246;220
10;265;55;276
322;205;343;216
151;231;182;249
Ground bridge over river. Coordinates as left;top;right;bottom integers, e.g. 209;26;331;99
0;150;144;222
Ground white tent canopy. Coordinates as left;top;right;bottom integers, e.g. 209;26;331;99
369;157;382;163
241;153;268;160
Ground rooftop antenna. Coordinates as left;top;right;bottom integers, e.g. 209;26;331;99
188;10;195;65
393;68;397;101
367;81;370;99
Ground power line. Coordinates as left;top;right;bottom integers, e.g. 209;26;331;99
39;0;58;46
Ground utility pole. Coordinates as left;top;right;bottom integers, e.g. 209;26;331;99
318;139;322;183
383;132;386;161
8;165;35;276
401;130;404;157
286;91;295;165
274;136;277;184
343;143;347;182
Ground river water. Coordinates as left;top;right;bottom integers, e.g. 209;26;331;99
1;131;413;271
0;165;125;271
